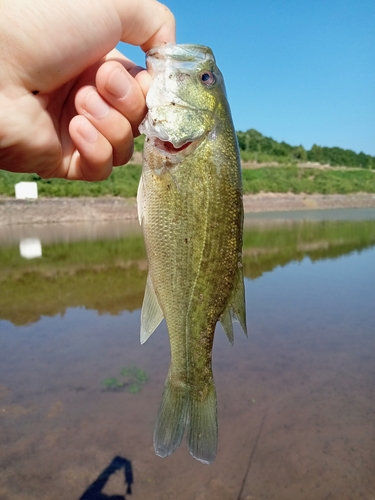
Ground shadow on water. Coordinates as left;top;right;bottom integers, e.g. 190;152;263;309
78;456;133;500
1;213;375;325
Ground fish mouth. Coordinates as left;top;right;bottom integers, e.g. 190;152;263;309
153;137;202;155
146;44;215;64
154;138;193;154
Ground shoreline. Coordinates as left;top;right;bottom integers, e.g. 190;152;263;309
1;192;375;226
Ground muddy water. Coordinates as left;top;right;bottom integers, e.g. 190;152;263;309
0;210;374;500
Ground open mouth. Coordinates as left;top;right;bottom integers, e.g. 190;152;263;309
154;138;194;155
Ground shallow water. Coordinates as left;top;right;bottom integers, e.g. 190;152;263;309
0;209;374;500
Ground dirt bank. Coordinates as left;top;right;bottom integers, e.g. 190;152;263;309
242;192;375;213
1;192;375;226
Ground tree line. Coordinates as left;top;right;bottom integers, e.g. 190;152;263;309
135;130;374;168
236;129;375;169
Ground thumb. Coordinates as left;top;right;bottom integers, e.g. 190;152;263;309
112;0;176;52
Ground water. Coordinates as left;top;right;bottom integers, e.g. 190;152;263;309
0;210;374;500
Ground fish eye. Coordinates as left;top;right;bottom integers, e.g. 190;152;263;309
199;71;216;87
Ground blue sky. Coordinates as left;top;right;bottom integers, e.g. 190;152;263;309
118;0;375;155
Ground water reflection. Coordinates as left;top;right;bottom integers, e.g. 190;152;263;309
19;237;42;260
1;214;375;325
242;216;375;279
0;225;147;325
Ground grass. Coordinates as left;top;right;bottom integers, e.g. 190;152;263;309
1;163;374;198
0;164;141;198
241;166;375;195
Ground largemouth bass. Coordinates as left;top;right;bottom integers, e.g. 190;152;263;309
137;43;247;464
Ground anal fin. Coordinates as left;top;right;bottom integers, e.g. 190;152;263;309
220;268;247;342
219;308;234;345
140;274;164;344
231;268;247;335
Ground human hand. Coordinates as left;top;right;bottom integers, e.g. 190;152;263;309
0;0;175;180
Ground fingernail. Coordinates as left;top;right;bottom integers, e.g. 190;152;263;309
105;66;131;98
84;90;109;119
77;118;98;143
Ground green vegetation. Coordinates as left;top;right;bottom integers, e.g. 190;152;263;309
307;144;375;168
120;366;149;383
237;128;375;168
101;366;149;393
101;377;124;390
242;166;375;194
0;164;141;198
1;162;374;198
238;129;308;163
1;130;374;198
133;135;145;152
135;131;375;168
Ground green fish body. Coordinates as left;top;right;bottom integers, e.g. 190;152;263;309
137;44;247;464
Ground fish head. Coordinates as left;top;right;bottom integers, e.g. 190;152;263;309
139;43;227;156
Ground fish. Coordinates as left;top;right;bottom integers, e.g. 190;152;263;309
137;43;247;464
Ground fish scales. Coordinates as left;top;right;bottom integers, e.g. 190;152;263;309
137;43;247;464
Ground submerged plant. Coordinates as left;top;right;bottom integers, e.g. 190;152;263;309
128;383;141;394
120;366;149;384
101;377;124;390
101;366;149;393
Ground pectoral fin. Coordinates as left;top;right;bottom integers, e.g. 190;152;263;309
140;274;164;344
220;268;247;342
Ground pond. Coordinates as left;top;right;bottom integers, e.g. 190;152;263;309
0;209;374;500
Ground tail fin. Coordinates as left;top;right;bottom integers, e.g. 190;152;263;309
153;377;218;464
153;378;188;459
187;383;218;464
